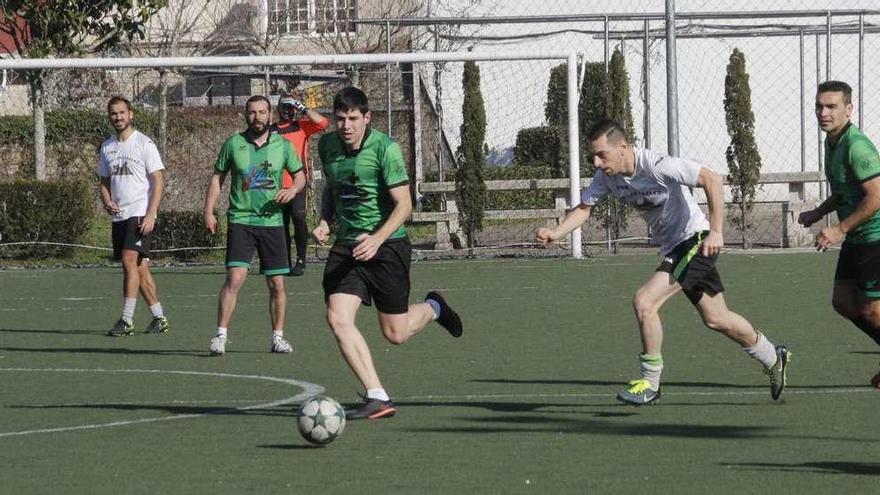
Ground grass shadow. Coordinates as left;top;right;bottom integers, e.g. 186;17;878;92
721;461;880;476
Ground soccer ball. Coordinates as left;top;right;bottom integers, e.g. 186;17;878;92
296;396;346;445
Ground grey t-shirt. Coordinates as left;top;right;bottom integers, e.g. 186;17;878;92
580;147;710;255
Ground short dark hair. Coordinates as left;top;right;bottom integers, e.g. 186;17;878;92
333;86;369;114
246;94;271;111
586;118;628;143
817;80;852;104
107;96;132;112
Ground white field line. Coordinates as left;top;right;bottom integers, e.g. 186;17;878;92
0;368;324;438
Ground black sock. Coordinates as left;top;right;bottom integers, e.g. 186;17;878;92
850;317;880;346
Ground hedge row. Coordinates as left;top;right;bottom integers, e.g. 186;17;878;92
0;180;225;260
0;180;95;258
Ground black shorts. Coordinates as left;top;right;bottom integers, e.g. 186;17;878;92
226;223;290;276
322;237;412;314
111;217;152;260
835;241;880;299
656;231;725;305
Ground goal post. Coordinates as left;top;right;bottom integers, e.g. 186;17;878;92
0;50;584;258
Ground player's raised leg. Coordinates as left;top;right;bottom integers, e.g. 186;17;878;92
695;291;790;400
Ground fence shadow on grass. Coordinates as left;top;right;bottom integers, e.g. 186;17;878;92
0;327;105;336
0;345;210;357
470;377;871;390
720;461;880;476
9;402;292;418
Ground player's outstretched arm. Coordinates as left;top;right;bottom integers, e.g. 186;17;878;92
536;204;592;245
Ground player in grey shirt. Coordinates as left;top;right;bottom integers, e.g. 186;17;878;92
537;119;790;405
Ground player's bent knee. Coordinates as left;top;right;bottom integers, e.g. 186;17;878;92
632;295;659;320
380;326;408;345
861;303;880;328
832;298;858;320
701;315;728;332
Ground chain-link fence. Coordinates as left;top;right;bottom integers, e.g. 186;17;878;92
1;1;879;261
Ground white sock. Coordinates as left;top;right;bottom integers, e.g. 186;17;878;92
426;299;441;321
366;388;390;401
744;331;778;368
639;353;663;390
122;298;137;323
272;330;284;339
149;303;164;319
216;327;228;338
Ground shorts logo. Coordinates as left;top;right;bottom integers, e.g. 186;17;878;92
135;240;142;247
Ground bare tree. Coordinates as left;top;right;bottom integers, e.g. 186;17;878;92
128;0;260;156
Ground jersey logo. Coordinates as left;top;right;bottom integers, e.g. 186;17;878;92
616;185;666;210
336;173;368;203
242;160;276;191
109;158;135;176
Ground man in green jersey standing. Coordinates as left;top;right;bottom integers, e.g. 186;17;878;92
204;95;305;356
313;87;463;419
799;80;880;387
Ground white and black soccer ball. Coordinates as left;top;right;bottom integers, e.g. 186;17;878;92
296;396;346;445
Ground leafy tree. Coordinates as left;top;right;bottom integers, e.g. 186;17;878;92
724;48;762;248
0;0;165;179
578;51;636;251
455;61;488;248
544;63;569;128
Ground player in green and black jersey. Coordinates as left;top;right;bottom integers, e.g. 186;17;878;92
312;87;463;420
799;80;880;387
203;95;305;357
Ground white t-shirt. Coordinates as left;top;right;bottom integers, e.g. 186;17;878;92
580;147;710;255
97;130;165;222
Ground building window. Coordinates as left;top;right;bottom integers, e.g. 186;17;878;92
269;0;356;36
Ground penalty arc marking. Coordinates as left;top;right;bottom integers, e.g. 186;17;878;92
0;368;324;438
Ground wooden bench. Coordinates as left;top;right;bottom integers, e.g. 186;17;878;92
410;172;824;250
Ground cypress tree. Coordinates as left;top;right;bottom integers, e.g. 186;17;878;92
455;61;488;248
724;48;762;248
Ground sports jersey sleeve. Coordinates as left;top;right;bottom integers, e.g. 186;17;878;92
300;116;329;137
142;137;165;174
850;139;880;182
214;138;233;173
580;170;609;205
97;146;110;178
654;155;702;187
382;141;409;188
283;140;304;175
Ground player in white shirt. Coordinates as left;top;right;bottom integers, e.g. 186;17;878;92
537;119;790;405
98;96;169;337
